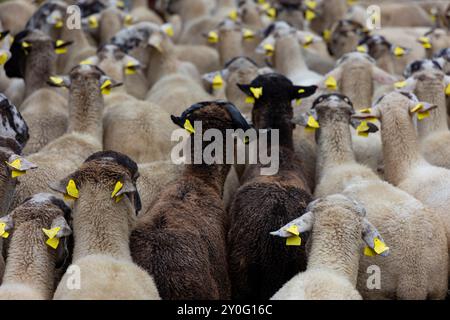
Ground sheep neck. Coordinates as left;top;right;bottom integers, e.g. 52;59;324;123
414;78;448;138
376;54;395;75
67;79;104;141
380;106;426;185
24;43;56;97
275;35;307;77
218;30;244;66
307;210;361;284
147;42;178;87
340;64;373;110
72;185;134;261
316;114;355;178
2;224;56;299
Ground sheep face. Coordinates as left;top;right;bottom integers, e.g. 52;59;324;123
328;19;364;57
403;59;444;78
50;151;142;217
433;48;450;75
238;73;317;129
25;1;67;36
0;94;29;148
310;93;355;126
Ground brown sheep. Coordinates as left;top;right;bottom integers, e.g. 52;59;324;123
130;101;252;300
227;73;317;300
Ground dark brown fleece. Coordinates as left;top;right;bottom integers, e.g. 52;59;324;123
228;73;314;300
130;103;240;300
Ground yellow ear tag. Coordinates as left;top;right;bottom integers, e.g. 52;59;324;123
305;115;320;132
228;9;238;21
55;20;63;29
243;29;255;40
162;25;174;37
305;0;317;9
303;35;313;48
373;237;389;255
411;103;423;113
11;170;25;178
80;59;92;65
207;31;219;44
0;52;8;65
323;29;331;42
445;84;450;96
286;236;301;246
245;96;255;104
21;41;31;49
356;121;370;137
125;62;137;75
0;222;9;239
88;16;98;29
417;111;430;121
347;0;358;5
184;119;195;134
357;45;367;53
263;43;274;56
305;10;316;21
360;108;372;113
325;76;337;90
116;0;125;9
6;158;22;171
393;46;405;57
266;7;277;19
66;179;79;199
364;246;376;257
42;227;61;249
49;76;64;85
285;225;300;236
111;181;123;198
124;14;133;26
212;73;223;90
101;79;112;95
296;99;302;106
250;87;263;99
55;40;68;54
394;81;406;89
418;37;432;49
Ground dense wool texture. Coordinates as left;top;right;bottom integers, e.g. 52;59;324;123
10;65;106;210
272;195;364;300
227;74;315;300
53;152;160;300
312;94;448;299
6;30;69;154
373;92;450;267
0;194;72;300
131;102;246;300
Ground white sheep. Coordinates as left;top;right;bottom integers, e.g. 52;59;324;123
294;93;448;299
50;151;160;300
271;194;387;300
0;194;72;300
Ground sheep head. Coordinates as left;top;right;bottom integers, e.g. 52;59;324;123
358;34;410;61
270;194;389;257
327;19;366;58
238;73;317;130
49;151;142;217
0;193;72;265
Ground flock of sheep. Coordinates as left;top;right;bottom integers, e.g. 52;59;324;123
0;0;449;300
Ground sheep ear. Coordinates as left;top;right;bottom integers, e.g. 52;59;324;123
390;45;411;58
237;83;253;97
297;31;322;47
5;154;38;178
409;102;438;120
0;213;14;237
362;218;389;257
47;76;71;88
113;176;141;214
291;85;318;100
350;117;379;136
291;110;318;127
79;55;99;66
320;68;342;90
123;55;142;75
170;115;184;129
352;108;381;121
48;177;71;196
99;75;123;95
270;211;314;238
54;40;73;55
148;32;164;52
372;66;397;85
203;30;219;44
51;215;72;238
394;77;417;91
224;103;252;131
202;71;225;91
